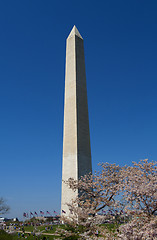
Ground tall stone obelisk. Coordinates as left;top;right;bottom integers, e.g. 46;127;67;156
61;26;92;216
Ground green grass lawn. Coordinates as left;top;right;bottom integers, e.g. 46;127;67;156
1;223;120;240
23;225;58;233
101;223;119;231
0;230;56;240
12;233;57;239
12;232;60;240
9;225;61;240
23;226;34;232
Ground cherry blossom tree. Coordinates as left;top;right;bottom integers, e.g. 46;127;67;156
118;216;157;240
122;159;157;217
61;163;124;237
117;159;157;240
60;159;157;239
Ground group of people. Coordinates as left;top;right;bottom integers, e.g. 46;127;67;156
17;231;50;240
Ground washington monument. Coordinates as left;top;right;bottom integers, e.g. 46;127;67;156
61;26;92;216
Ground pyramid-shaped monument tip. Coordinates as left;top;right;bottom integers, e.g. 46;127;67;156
67;25;83;39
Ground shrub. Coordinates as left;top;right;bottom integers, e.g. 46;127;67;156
63;236;79;240
0;230;13;240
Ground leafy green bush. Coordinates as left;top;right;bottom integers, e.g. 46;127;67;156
64;224;77;233
0;230;13;240
63;235;79;240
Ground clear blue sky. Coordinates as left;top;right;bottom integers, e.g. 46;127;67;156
1;0;157;220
